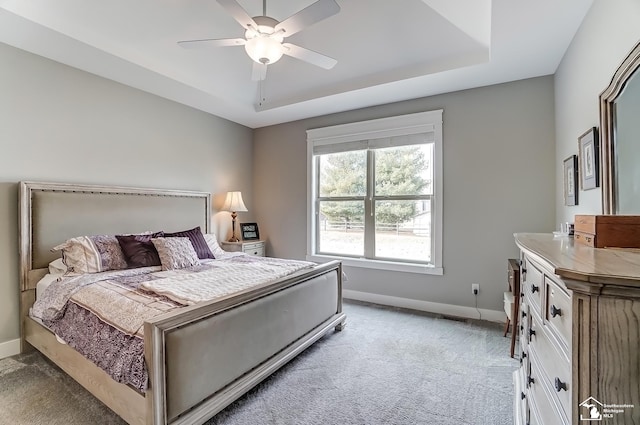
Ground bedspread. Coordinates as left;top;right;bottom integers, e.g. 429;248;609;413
141;255;315;305
30;254;315;391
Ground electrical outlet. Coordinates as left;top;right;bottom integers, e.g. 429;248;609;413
472;283;480;295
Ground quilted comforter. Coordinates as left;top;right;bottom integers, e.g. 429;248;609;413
30;254;314;392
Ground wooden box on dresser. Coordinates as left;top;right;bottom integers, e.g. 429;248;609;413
513;233;640;425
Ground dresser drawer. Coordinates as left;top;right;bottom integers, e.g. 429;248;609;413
544;276;571;350
528;358;569;425
529;315;571;421
514;369;527;425
523;258;543;315
528;309;541;348
518;365;528;418
519;301;530;355
528;406;540;425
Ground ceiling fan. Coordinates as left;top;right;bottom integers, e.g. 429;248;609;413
178;0;340;81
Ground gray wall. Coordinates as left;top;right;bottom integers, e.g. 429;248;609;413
0;42;254;346
253;76;556;313
555;0;640;222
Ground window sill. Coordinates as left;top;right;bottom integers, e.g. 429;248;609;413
306;254;443;275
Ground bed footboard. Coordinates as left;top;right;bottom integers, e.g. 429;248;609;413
144;261;344;425
24;318;146;425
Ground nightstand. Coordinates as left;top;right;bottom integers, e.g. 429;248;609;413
220;240;266;257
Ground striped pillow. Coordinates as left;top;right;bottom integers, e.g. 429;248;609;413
52;235;129;274
203;233;226;258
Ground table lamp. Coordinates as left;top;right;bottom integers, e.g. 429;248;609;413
222;191;248;242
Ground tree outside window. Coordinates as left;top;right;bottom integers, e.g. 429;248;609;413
316;144;433;263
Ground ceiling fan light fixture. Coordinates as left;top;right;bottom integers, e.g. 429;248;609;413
181;0;340;76
244;35;284;65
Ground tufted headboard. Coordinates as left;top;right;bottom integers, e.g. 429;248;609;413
19;181;211;292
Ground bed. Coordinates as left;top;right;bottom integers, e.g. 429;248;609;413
18;181;346;425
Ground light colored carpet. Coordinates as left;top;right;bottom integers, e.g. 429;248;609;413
0;301;518;425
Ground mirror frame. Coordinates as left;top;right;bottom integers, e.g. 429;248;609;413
600;40;640;214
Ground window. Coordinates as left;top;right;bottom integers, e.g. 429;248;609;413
307;110;443;274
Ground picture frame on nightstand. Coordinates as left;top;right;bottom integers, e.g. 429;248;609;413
240;222;260;240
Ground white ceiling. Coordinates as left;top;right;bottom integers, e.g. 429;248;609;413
0;0;593;128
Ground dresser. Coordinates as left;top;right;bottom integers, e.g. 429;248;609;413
513;233;640;425
220;240;266;256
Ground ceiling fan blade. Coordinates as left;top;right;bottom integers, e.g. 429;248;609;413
251;62;267;81
178;38;246;49
216;0;258;30
274;0;340;37
282;43;337;69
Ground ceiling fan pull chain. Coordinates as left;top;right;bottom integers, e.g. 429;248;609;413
257;79;267;107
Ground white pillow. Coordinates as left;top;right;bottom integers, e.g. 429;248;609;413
48;258;67;275
203;234;226;258
151;237;200;271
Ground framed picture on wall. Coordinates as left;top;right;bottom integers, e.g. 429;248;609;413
240;222;260;240
578;127;599;190
564;155;578;206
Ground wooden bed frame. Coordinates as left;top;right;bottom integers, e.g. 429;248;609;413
19;181;346;425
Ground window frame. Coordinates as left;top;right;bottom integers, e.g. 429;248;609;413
306;110;443;275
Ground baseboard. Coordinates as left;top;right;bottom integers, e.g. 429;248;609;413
0;338;21;360
343;290;506;323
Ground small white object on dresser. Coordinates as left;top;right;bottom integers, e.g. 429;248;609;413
513;233;640;425
220;240;266;257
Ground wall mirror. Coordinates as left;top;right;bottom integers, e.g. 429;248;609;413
600;40;640;214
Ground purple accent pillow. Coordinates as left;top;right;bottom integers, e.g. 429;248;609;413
164;226;214;259
116;232;164;268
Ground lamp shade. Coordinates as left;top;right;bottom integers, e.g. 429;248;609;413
222;191;248;212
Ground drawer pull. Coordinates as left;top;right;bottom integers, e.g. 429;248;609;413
521;311;527;318
520;391;526;400
519;351;527;364
554;377;567;392
528;328;536;341
531;284;539;294
550;304;562;318
527;375;535;387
